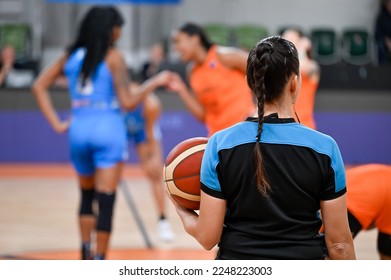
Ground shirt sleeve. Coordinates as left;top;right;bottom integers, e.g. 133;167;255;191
320;138;347;200
200;135;225;199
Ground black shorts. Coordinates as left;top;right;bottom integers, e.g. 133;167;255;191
378;232;391;257
348;211;391;257
347;211;362;237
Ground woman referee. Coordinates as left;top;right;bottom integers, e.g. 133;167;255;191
33;6;171;260
169;36;355;260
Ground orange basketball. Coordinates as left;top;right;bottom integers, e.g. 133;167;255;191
163;137;208;210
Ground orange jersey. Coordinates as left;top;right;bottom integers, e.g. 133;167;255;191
190;46;255;136
295;72;318;130
346;164;391;234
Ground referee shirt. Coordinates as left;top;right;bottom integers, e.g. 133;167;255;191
200;114;346;259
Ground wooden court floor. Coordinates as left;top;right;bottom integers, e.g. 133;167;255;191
0;164;379;260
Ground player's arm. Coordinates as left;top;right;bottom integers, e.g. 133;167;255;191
167;72;205;122
321;195;356;260
169;190;226;250
107;49;172;110
300;58;320;83
298;37;320;83
32;54;69;133
216;46;249;73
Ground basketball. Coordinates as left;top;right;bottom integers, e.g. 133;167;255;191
163;137;208;210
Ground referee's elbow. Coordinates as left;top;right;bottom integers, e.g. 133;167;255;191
327;242;356;260
201;242;217;251
197;235;219;251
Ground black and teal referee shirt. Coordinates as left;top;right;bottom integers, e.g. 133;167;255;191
200;114;347;259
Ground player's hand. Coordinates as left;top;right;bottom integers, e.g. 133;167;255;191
152;70;174;87
53;119;70;134
166;73;188;95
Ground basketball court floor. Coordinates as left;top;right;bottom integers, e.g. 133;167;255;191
0;164;378;260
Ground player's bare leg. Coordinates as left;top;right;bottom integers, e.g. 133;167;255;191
137;141;175;242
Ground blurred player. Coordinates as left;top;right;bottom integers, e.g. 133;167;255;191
124;80;175;242
283;29;320;130
169;22;255;136
32;6;171;260
346;164;391;260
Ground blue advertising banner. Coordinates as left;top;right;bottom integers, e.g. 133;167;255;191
46;0;181;4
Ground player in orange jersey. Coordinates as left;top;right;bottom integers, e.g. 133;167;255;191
346;164;391;260
283;29;320;130
169;23;256;137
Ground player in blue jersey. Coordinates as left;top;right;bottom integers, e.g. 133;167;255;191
169;36;356;259
124;80;175;242
32;6;172;260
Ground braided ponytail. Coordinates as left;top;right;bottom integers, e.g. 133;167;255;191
246;36;300;195
247;43;273;195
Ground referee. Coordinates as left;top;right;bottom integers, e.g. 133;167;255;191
168;36;356;260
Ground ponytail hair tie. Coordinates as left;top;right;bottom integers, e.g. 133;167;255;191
255;133;261;142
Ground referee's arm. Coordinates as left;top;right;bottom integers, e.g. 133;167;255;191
321;195;356;260
171;190;226;250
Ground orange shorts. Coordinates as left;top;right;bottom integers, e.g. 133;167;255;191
346;164;391;235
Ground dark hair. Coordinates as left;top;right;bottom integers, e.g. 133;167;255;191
246;36;300;195
178;23;213;51
67;6;124;85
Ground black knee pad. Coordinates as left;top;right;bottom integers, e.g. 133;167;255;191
79;189;95;216
96;191;116;232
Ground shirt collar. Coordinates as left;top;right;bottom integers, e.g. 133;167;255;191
246;113;296;124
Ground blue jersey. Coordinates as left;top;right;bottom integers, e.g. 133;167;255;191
64;48;127;175
64;48;120;115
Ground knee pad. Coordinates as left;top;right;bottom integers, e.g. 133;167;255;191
96;192;116;232
79;189;95;216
